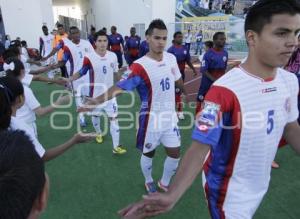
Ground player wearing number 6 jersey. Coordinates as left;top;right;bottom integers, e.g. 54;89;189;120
78;19;186;194
64;30;127;155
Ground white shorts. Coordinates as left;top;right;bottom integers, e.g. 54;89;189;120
88;98;118;118
137;126;181;153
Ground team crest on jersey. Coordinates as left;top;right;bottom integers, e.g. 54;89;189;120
201;60;206;66
110;63;114;68
145;143;152;149
223;56;227;62
284;97;291;113
184;50;187;55
85;48;89;53
136;41;138;44
197;101;220;131
117;37;120;40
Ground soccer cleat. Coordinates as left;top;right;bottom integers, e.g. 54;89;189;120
178;112;185;120
145;182;157;194
95;134;103;144
113;146;127;154
158;180;169;192
79;118;87;128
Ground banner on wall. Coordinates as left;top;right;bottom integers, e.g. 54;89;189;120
181;16;229;42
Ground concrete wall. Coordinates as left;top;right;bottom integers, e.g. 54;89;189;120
0;0;54;48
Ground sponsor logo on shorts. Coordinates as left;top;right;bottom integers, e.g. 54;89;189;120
145;143;152;149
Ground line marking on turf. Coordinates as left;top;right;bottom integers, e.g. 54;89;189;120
187;92;198;96
184;75;202;85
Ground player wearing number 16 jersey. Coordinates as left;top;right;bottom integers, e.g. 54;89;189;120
78;20;186;194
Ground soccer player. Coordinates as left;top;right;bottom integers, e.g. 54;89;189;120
88;25;96;46
39;25;55;79
195;32;228;115
54;26;95;127
138;29;149;58
51;23;68;77
63;30;127;155
124;27;141;66
168;31;197;120
108;26;125;68
0;130;49;219
119;0;300;218
79;19;186;194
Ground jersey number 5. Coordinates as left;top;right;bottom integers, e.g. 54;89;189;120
267;110;274;135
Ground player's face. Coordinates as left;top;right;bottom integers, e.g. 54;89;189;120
249;14;300;67
58;27;65;35
147;28;167;54
70;29;80;43
214;34;226;48
130;28;136;36
174;34;183;45
95;35;108;50
111;27;116;34
42;27;48;35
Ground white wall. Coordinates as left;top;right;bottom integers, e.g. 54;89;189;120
0;0;54;48
89;0;175;37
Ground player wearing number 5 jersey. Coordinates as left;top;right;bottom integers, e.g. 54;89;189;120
64;30;126;155
78;19;186;194
118;1;300;219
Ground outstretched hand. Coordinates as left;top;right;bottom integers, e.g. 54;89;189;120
118;192;176;218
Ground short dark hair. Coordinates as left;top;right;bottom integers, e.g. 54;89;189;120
204;40;214;49
245;0;300;34
69;26;79;32
0;130;45;219
145;28;149;36
0;76;24;130
2;48;20;61
173;31;182;39
94;30;108;41
90;26;96;31
42;25;48;29
213;32;225;41
147;19;167;35
21;40;27;47
57;23;64;28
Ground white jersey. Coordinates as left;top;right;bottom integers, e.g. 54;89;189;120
10;116;45;157
62;39;94;91
16;85;40;124
79;50;118;97
40;34;54;56
192;66;298;218
117;52;182;131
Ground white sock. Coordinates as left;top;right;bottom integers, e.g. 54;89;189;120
75;96;85;121
110;119;120;149
160;156;180;186
92;116;102;134
47;70;54;79
140;154;154;183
